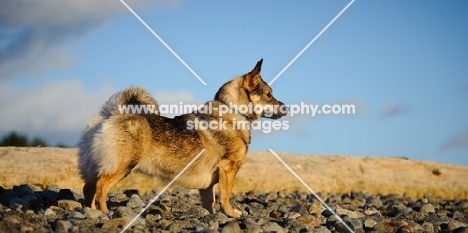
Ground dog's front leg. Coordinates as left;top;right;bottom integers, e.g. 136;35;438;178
217;159;242;218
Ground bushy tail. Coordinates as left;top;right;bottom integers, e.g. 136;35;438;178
78;86;158;182
100;86;159;117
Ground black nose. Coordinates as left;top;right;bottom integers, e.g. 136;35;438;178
278;101;288;116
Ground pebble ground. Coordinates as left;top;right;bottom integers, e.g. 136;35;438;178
0;184;467;233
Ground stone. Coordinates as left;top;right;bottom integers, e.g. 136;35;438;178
395;207;413;218
57;189;75;200
420;203;435;214
57;200;82;211
374;219;407;232
308;202;326;216
67;211;86;219
55;220;73;233
297;216;320;226
13;185;33;197
269;210;281;219
261;222;287;233
83;207;103;219
394;225;413;233
287;212;301;219
364;218;378;228
335;205;364;218
291;204;308;216
242;218;262;233
126;194;145;208
265;192;278;202
44;208;56;217
113;206;135;218
111;192;128;202
101;217;130;229
221;221;242;233
214;212;229;225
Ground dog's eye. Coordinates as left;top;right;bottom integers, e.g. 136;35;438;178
266;92;272;98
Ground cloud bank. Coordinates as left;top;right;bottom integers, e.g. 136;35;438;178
0;0;180;79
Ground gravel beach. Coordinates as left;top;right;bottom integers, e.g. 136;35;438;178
1;184;467;233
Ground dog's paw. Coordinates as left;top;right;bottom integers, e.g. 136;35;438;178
226;208;242;218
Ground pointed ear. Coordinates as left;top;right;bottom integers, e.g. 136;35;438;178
243;59;263;91
251;59;263;76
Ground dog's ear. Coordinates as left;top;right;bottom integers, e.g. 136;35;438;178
243;59;263;91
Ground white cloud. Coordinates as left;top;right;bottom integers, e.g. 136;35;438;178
0;0;180;27
442;130;468;150
0;0;182;79
381;103;412;119
0;80;115;132
0;79;200;145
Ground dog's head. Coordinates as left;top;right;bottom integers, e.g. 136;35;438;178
242;59;288;119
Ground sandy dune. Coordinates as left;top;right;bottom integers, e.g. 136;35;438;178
0;147;466;199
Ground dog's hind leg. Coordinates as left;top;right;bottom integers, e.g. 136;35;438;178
95;169;131;212
200;184;216;214
83;181;97;209
217;158;243;218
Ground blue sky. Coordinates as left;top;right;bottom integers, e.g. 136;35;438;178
1;0;467;166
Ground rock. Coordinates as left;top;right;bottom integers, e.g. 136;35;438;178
44;208;56;217
335;205;364;218
13;185;33;197
214;212;229;225
351;191;366;200
364;218;378;228
364;207;380;215
289;221;310;233
420;203;435;214
83;207;103;219
242;218;262;233
311;226;332;233
374;219;407;232
221;221;242;233
394;225;413;233
20;226;35;232
265;191;278;202
366;196;383;208
101;217;130;229
41;190;59;206
111;192;128;202
57;200;82;211
334;219;357;233
45;185;61;192
57;189;75;200
308;202;326;216
261;222;287;233
113;206;135;218
55;220;73;233
269;210;281;219
278;204;289;213
3;216;21;224
287;212;301;219
126;194;145;208
454;227;468;233
166;222;183;232
67;211;86;219
291;203;308;216
395;207;413;218
297;216;320;226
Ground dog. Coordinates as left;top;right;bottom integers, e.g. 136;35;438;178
78;59;287;217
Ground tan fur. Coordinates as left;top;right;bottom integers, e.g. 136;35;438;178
78;59;287;217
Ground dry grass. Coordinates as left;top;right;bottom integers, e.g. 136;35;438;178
0;147;467;199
